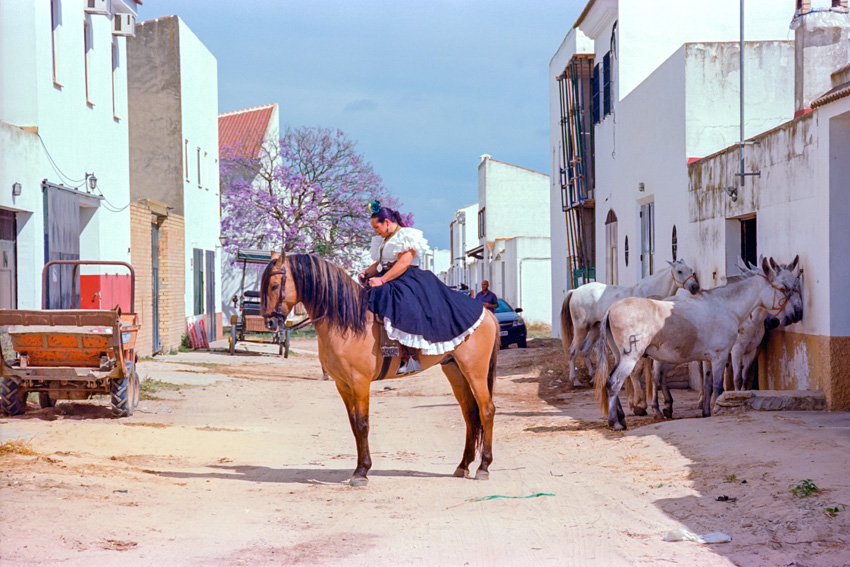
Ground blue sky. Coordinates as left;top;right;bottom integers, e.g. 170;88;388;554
139;0;587;249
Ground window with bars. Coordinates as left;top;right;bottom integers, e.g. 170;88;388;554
477;207;485;239
84;20;92;103
591;63;600;125
51;0;60;85
603;52;612;117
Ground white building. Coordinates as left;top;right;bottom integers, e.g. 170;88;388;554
0;0;140;311
127;15;221;352
549;0;797;327
446;203;479;290
217;104;280;321
548;0;850;409
687;4;850;410
422;247;450;281
476;155;552;324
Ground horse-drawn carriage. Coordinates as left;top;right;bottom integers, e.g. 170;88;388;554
228;249;309;357
0;261;140;417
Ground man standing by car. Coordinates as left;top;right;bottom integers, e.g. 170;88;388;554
475;280;499;311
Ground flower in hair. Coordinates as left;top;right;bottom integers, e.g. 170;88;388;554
368;200;381;214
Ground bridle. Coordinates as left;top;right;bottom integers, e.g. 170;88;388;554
758;273;792;314
261;258;289;320
671;268;696;288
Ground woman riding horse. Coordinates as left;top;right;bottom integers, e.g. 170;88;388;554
359;201;486;374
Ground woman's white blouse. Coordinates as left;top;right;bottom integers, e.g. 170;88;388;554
370;227;430;270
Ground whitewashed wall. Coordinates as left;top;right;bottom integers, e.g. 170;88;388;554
177;19;220;319
447;202;477;288
0;0;134;308
593;42;794;288
498;237;552;325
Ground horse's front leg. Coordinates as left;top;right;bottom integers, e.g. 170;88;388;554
335;378;372;486
709;356;727;415
660;363;674;419
650;361;664;420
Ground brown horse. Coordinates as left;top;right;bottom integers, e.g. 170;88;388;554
260;251;500;486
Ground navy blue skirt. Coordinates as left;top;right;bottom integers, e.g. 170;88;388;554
369;267;485;352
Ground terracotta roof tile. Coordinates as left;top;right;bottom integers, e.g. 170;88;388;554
218;104;276;160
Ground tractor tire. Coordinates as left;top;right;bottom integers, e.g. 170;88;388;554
1;377;26;416
111;361;140;418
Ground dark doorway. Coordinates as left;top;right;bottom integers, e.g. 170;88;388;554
205;250;216;341
741;217;757;268
151;221;160;353
0;209;16;309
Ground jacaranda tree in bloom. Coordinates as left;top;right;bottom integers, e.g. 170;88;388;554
220;126;410;270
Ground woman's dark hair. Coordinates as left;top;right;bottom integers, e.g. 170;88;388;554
371;206;405;227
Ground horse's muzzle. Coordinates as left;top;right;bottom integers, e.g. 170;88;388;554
264;316;280;331
764;314;781;330
686;277;701;294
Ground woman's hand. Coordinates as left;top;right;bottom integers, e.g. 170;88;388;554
368;277;384;287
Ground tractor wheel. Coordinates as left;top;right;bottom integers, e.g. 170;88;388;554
39;392;56;409
111;361;140;418
1;377;26;416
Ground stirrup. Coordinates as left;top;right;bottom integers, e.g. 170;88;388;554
397;358;423;375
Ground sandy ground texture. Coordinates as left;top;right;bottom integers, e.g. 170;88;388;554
1;336;849;567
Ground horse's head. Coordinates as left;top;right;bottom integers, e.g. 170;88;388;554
260;250;296;330
759;255;802;325
668;259;700;294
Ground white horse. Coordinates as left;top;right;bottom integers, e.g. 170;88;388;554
594;256;799;430
639;259;803;420
560;259;700;388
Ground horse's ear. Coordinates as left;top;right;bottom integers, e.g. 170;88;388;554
270;251;279;261
769;257;779;271
761;256;772;276
666;260;674;267
788;254;800;272
277;248;286;266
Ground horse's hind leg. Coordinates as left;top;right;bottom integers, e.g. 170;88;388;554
628;359;648;416
442;361;479;478
660;364;674;419
334;377;372;486
607;358;637;430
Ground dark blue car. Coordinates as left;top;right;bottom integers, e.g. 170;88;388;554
493;298;527;349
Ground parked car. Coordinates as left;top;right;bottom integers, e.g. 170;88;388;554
494;298;527;349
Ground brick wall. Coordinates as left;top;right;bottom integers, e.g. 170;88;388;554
129;202;153;357
159;214;186;353
129;202;186;355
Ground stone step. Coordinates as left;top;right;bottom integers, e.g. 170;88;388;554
713;390;826;415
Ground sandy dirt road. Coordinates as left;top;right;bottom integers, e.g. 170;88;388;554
1;337;849;566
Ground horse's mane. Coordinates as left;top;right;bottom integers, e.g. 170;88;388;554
287;254;369;335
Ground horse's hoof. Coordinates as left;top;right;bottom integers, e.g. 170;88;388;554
474;469;490;481
573;379;585;388
633;407;647;416
612;421;627;431
349;476;369;487
662;409;673;419
453;467;469;478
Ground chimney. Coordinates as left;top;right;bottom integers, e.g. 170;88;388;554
793;1;850;115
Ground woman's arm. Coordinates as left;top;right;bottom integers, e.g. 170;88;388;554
369;250;413;287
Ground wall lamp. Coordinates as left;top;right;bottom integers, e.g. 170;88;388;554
12;182;21;196
219;233;227;246
638;182;645;192
85;172;97;193
724;185;738;202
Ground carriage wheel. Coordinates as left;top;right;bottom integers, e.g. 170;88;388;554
111;361;139;418
39;392;56;409
0;377;26;416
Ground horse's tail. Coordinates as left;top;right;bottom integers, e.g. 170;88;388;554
594;311;613;418
560;291;574;360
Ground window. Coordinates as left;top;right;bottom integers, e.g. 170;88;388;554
197;147;202;187
477;207;485;239
84;20;92;104
204;151;208;190
591;63;600;125
605;210;618;285
184;140;189;181
111;39;119;118
640;202;655;278
671;225;678;261
193;248;204;315
51;0;60;85
602;52;612;117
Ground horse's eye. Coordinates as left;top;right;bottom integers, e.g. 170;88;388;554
271;284;280;291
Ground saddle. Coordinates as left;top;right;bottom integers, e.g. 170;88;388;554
373;315;422;378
